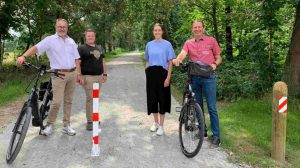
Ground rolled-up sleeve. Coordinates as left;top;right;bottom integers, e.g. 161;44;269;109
35;37;50;56
212;38;221;55
167;43;175;60
73;44;80;59
69;39;80;59
182;41;189;53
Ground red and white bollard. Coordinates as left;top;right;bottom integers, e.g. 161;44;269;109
91;83;100;156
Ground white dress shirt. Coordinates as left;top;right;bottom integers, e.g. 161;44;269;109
36;33;80;69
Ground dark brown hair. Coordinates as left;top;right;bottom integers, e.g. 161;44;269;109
84;28;96;36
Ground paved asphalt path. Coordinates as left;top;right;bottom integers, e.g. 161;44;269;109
0;52;244;168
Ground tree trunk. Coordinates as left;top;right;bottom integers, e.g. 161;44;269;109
225;4;233;61
283;2;300;98
0;34;3;66
212;0;219;42
25;6;31;50
26;42;30;50
107;28;112;53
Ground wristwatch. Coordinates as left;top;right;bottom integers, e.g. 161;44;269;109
213;61;217;66
103;74;107;77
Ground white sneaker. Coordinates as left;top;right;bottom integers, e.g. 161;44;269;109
42;124;53;136
63;126;76;136
156;126;164;136
150;122;159;132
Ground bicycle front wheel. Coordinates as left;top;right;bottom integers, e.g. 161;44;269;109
179;102;205;158
6;103;32;164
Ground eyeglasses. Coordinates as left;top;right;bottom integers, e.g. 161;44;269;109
56;26;67;29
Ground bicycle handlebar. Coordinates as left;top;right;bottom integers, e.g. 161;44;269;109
179;63;189;73
23;62;65;78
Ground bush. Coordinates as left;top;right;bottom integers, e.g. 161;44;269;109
171;59;282;101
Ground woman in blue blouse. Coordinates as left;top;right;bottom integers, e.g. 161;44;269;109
144;23;175;136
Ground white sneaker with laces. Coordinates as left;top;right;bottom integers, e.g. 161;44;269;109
63;126;76;136
42;124;53;136
150;122;159;132
156;126;164;136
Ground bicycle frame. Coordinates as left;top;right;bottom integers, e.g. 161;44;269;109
178;64;198;122
23;63;54;131
6;62;61;164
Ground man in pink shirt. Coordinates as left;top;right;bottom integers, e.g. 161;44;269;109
173;20;222;148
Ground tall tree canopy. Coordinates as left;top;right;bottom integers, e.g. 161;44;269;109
1;0;298;99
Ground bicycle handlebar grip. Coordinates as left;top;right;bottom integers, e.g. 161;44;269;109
23;62;30;66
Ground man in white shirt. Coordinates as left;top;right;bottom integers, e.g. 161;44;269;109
16;18;81;136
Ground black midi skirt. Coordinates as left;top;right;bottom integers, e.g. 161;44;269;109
145;66;171;115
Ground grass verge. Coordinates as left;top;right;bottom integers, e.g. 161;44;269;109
219;97;300;168
0;48;130;107
171;83;300;168
104;48;130;62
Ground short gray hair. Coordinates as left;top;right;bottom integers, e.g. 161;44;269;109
55;18;68;26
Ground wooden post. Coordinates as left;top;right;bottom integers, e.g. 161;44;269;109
272;81;288;164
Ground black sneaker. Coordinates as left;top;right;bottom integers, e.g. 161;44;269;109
210;137;220;148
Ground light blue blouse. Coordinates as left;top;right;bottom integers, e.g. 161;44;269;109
144;39;175;71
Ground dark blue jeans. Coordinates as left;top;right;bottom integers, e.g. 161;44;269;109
191;74;220;138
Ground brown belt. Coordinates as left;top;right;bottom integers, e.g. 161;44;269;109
56;67;76;72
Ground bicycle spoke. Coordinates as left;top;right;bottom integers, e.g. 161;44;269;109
179;103;204;158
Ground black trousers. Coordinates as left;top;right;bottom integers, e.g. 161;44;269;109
145;66;171;115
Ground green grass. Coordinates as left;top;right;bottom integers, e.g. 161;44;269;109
139;51;147;67
0;67;34;106
0;80;27;106
219;97;300;168
0;48;131;107
104;48;130;62
171;83;299;168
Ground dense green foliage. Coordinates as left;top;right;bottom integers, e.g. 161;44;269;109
1;0;297;99
1;1;300;167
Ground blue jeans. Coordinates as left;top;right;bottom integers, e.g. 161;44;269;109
191;74;220;138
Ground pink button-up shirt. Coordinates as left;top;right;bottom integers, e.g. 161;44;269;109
182;36;221;64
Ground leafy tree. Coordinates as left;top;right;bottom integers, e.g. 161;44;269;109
284;0;300;98
0;0;18;66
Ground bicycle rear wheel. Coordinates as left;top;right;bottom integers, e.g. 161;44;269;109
179;102;205;158
6;103;32;164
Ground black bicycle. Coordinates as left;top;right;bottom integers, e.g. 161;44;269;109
176;62;205;158
6;62;63;164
